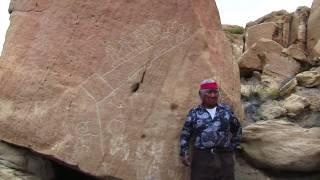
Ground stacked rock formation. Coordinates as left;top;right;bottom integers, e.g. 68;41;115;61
0;0;240;179
225;0;320;175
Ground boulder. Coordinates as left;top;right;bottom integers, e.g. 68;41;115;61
289;6;310;50
295;86;320;111
279;77;298;97
259;53;300;99
245;10;291;48
262;53;301;80
258;75;281;100
283;94;310;116
238;39;283;72
307;0;320;59
245;22;278;50
296;70;320;87
242;120;320;172
257;100;287;120
282;44;308;63
246;10;290;27
0;0;241;179
0;141;54;180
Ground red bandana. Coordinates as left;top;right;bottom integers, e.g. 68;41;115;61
200;82;218;90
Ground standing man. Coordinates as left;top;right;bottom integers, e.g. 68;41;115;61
180;79;242;180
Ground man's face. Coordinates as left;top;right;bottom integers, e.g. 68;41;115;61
200;89;219;108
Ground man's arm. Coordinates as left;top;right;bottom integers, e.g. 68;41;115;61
179;109;195;166
229;109;242;150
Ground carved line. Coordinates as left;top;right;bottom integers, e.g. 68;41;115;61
102;21;189;77
62;21;194;165
97;74;114;90
97;32;196;105
96;103;105;156
80;85;97;103
102;45;154;77
80;86;105;156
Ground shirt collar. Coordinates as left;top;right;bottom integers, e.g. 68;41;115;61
198;104;220;110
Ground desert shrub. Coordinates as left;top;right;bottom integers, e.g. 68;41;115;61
224;27;244;34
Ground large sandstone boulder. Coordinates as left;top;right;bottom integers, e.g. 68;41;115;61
282;44;308;63
262;53;301;80
258;53;300;99
307;0;320;59
238;39;283;72
246;10;290;27
0;0;241;179
245;10;291;48
245;22;278;50
242;120;320;172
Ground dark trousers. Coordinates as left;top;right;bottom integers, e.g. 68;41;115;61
191;149;235;180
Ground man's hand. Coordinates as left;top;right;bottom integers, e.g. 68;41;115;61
181;155;191;167
235;145;243;152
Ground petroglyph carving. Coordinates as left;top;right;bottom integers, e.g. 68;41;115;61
135;141;165;180
67;19;193;169
109;136;130;161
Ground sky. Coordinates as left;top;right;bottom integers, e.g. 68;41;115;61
0;0;314;54
0;0;10;55
215;0;313;26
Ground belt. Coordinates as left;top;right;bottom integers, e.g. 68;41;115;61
195;148;232;155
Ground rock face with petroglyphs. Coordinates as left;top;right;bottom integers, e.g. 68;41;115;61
0;0;240;179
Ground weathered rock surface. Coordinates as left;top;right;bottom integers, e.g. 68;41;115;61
296;86;320;111
289;6;310;50
282;94;310;116
257;100;287;120
238;39;283;72
282;45;308;63
279;78;297;96
223;25;244;61
242;120;320;172
246;10;290;27
307;0;320;59
259;53;300;99
0;0;241;179
296;70;320;87
262;53;301;80
246;10;291;48
245;22;278;50
0;141;54;180
313;40;320;57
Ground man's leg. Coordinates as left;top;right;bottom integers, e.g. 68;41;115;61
191;149;222;180
220;152;235;180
